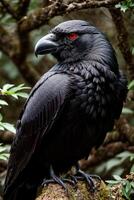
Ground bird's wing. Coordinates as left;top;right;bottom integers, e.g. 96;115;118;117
4;71;71;191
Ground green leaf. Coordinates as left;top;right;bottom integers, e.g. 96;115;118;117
1;122;16;133
0;154;9;161
117;151;134;160
0;146;6;153
122;186;130;200
0;113;3;121
115;0;134;12
132;47;134;55
9;84;30;93
125;181;131;194
1;90;14;95
15;92;29;98
10;94;18;99
115;3;128;12
113;175;122;181
130;164;134;172
0;122;5;131
0;83;30;99
128;80;134;90
0;100;8;106
122;108;134;114
122;180;132;200
130;181;134;188
2;84;14;91
130;154;134;161
121;5;128;12
0;144;9;161
106;180;120;184
0;144;9;160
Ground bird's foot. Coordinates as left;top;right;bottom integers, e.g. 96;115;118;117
42;166;75;192
42;177;75;192
72;165;101;192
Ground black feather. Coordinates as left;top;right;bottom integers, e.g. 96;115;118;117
4;20;127;200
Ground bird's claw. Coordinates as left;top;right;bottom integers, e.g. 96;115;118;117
42;177;75;192
74;169;101;192
42;165;75;192
42;165;101;193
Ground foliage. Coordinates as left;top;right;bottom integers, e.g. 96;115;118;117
106;174;134;200
0;83;30;163
0;83;30;133
92;150;134;179
117;151;134;173
131;47;134;55
128;80;134;90
115;0;134;12
106;151;134;199
122;107;134;114
0;83;30;99
0;143;9;161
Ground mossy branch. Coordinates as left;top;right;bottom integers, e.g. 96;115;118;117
35;174;134;200
36;179;110;200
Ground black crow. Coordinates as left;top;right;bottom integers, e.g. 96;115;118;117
4;20;127;200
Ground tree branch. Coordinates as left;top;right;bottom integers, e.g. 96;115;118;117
80;142;130;170
18;0;124;33
35;174;134;200
36;179;110;200
0;0;18;20
109;8;134;80
1;1;126;86
0;25;19;57
115;116;134;145
17;0;31;19
0;25;40;86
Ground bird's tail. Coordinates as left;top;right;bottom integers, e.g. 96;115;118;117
3;183;38;200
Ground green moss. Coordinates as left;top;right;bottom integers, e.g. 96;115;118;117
36;179;110;200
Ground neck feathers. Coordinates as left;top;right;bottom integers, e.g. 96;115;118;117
89;33;119;74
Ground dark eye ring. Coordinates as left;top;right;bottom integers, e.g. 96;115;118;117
66;33;78;41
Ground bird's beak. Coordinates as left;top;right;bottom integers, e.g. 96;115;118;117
34;33;59;56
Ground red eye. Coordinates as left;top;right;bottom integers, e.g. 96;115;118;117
67;33;78;41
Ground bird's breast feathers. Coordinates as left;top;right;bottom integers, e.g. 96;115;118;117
66;64;117;120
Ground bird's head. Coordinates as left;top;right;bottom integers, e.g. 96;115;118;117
35;20;98;62
35;20;117;69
